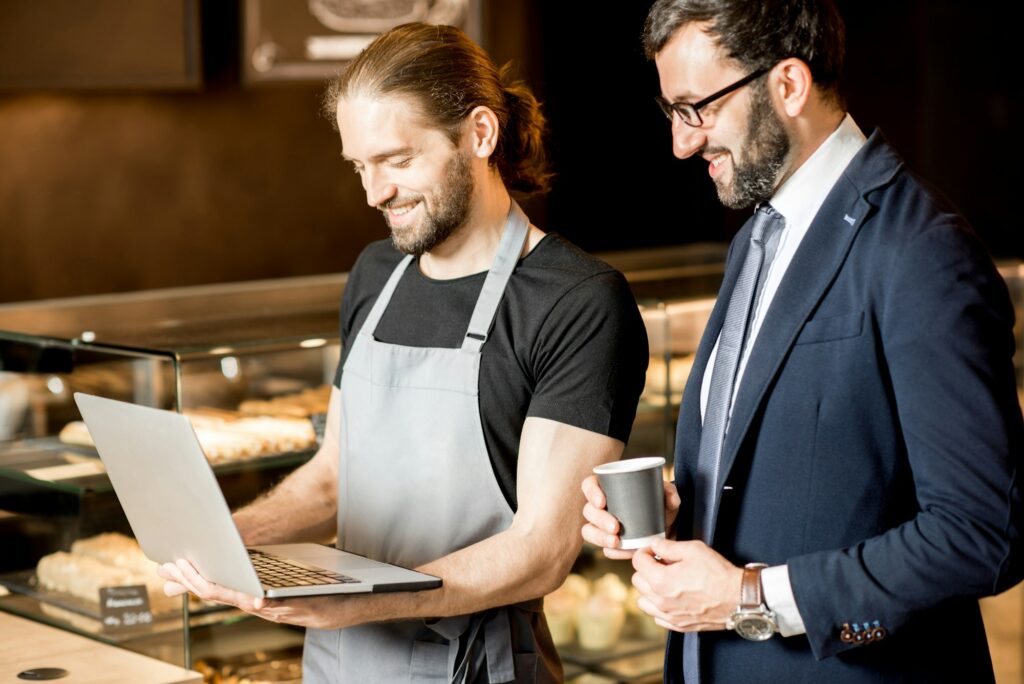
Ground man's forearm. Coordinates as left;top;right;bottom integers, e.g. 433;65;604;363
233;389;341;546
233;453;338;545
328;514;580;627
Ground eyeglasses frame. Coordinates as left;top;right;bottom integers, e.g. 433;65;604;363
655;65;772;127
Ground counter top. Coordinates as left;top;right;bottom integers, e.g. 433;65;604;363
0;611;201;683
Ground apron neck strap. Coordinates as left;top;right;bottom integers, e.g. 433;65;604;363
358;200;530;347
461;201;529;353
359;254;414;338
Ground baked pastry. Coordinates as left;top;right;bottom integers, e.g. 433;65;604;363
191;426;264;463
37;534;179;613
576;593;626;650
592;572;629;603
238;385;331;418
37;551;137;599
544;574;591;646
58;410;315;464
192;655;303;683
57;421;93;447
219;417;316;453
71;532;158;575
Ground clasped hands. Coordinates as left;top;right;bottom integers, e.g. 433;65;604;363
581;476;743;633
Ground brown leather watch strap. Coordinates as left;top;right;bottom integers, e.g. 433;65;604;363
739;564;764;609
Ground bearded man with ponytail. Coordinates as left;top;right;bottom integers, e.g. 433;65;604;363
158;23;648;683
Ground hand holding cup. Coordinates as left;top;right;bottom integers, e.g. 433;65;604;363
582;457;680;558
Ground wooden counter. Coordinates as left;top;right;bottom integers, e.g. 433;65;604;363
0;611;201;683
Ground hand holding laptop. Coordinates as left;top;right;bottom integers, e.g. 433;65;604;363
157;558;360;630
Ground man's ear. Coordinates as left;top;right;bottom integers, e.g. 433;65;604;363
771;57;813;118
465;105;500;159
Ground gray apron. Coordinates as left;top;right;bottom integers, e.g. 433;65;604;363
303;201;561;683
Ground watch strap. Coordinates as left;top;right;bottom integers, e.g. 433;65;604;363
739;563;767;608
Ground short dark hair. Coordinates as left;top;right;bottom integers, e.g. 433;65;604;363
642;0;845;103
324;23;552;197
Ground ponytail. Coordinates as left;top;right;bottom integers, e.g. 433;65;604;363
495;63;553;196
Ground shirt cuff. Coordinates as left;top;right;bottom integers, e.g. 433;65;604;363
761;564;807;637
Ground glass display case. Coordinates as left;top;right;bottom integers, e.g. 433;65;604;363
0;273;345;676
5;250;1019;683
0;244;730;681
0;245;733;682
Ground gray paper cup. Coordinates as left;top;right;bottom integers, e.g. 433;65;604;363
594;456;666;549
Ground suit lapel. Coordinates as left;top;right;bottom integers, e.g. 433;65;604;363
711;131;903;528
717;187;869;479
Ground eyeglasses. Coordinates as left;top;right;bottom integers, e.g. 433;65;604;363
655;66;771;127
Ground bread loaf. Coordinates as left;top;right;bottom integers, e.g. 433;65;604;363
37;534;179;613
59;409;315;464
238;385;331;418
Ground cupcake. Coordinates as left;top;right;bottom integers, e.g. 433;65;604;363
576;593;626;650
544;574;590;646
592;572;629;603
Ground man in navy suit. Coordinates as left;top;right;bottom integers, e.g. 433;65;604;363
582;0;1024;681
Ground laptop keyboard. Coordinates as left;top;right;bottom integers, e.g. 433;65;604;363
248;550;360;589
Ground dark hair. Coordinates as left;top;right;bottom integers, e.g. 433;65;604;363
323;23;552;196
642;0;846;104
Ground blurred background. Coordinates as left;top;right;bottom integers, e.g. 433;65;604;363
0;3;1021;682
0;0;1019;304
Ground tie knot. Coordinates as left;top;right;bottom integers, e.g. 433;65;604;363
751;203;782;245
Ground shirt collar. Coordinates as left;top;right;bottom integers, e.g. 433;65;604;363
768;114;867;227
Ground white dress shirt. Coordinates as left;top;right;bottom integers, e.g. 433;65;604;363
698;114;867;636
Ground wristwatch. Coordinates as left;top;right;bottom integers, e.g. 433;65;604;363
727;562;777;641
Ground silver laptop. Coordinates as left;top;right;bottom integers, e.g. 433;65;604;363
73;392;441;599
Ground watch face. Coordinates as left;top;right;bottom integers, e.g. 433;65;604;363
734;613;776;641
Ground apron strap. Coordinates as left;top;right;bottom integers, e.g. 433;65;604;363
461;201;530;353
438;598;545;684
482;608;515;683
357;201;528;350
360;254;415;338
482;600;541;682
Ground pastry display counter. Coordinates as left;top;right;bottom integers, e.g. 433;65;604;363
0;274;344;673
626;298;713;461
5;249;1017;682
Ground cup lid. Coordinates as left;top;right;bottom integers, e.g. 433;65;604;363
593;456;666;475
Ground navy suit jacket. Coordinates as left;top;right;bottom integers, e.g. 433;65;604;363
667;131;1024;683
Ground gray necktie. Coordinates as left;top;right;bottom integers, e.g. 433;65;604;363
683;204;784;683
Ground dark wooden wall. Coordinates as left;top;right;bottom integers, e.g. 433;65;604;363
534;0;1022;257
0;1;1018;304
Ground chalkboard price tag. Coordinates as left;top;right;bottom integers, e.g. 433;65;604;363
98;585;153;630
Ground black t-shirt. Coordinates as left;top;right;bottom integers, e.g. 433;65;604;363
334;235;649;510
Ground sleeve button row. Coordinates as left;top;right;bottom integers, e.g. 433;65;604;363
840;621;887;644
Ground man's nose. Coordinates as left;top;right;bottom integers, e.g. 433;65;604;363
672;116;706;160
363;169;396;208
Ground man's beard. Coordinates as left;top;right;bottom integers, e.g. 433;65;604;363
714;81;791;209
383;151;475;257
